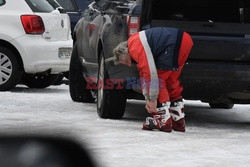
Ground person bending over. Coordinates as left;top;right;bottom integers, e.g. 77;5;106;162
113;27;193;132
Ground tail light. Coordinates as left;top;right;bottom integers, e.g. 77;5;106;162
127;16;140;37
89;23;96;36
21;15;45;34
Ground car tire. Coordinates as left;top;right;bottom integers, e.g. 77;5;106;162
69;44;96;103
97;52;126;119
21;73;60;89
0;46;22;91
209;103;234;109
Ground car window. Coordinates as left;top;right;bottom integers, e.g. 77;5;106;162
0;0;5;6
55;0;77;12
25;0;60;12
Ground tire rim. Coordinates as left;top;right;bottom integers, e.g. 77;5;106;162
0;52;12;85
97;56;104;109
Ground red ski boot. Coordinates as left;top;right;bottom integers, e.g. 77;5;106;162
170;99;186;132
142;102;172;132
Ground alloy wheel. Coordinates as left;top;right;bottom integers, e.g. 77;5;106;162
0;52;12;85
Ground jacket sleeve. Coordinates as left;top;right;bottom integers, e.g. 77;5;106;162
129;31;159;101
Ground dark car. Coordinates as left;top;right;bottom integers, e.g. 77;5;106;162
69;0;250;119
56;0;93;33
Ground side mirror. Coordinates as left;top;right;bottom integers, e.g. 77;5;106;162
0;136;97;167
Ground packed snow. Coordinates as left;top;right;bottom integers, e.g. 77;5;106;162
1;83;250;167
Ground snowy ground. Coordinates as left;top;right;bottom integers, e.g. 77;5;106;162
1;83;250;167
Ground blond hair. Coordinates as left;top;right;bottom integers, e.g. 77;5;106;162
113;41;128;65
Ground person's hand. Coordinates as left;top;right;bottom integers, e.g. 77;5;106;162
145;100;157;114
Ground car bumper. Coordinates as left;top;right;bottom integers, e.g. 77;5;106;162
181;61;250;103
12;35;73;74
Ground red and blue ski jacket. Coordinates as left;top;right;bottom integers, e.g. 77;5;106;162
128;27;184;101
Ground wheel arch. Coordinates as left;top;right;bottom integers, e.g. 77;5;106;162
0;39;24;70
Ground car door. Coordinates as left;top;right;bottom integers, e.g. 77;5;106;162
82;0;127;75
85;1;105;63
75;0;107;77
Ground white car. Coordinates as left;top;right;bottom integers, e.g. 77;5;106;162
0;0;73;90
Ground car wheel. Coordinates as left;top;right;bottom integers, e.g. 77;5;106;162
0;46;22;91
69;44;96;102
209;103;234;109
21;73;60;89
97;51;126;119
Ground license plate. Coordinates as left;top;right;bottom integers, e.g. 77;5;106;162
58;48;72;59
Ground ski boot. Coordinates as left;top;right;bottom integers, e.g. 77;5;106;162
142;102;172;132
170;99;186;132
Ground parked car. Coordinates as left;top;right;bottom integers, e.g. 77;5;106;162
70;0;250;119
0;0;73;90
55;0;93;35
